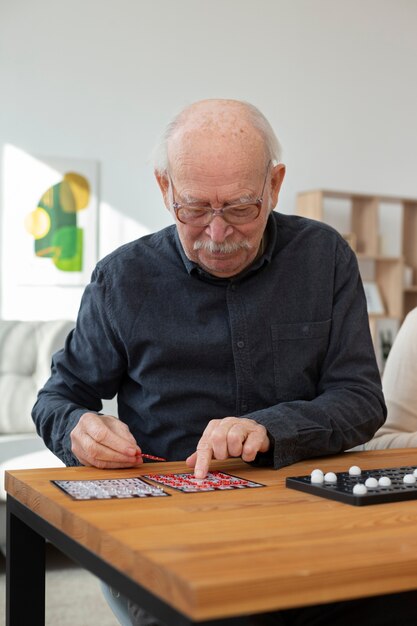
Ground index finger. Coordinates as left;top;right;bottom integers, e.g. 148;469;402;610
193;442;213;479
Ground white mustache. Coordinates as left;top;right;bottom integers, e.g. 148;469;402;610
193;240;252;254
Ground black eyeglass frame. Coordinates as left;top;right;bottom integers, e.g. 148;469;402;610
168;161;271;226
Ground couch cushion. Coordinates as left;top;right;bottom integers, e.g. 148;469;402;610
0;320;74;433
0;433;47;464
0;446;64;501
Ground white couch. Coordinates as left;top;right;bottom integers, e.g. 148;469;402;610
0;319;75;548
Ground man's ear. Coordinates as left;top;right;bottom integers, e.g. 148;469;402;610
154;170;170;209
269;164;286;209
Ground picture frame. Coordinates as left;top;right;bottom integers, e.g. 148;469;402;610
374;317;400;373
2;147;99;287
363;281;385;315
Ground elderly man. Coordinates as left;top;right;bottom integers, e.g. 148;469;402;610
33;99;408;626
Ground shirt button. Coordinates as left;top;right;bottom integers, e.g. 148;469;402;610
242;403;248;412
231;284;237;291
237;340;245;348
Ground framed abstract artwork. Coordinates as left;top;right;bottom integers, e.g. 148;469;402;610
3;148;99;286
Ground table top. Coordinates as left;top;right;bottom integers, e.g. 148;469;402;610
6;448;417;621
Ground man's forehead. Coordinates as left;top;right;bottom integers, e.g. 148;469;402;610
170;125;262;151
168;100;266;157
169;118;263;152
167;128;267;178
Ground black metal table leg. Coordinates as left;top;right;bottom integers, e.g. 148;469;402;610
5;495;250;626
6;496;46;626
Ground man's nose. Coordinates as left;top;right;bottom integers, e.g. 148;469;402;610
205;215;234;241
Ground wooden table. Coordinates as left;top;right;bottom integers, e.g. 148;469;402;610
6;449;417;625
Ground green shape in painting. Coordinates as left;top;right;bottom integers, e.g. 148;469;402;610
25;172;90;272
52;226;83;272
34;181;77;258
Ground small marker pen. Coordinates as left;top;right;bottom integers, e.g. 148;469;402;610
137;453;167;462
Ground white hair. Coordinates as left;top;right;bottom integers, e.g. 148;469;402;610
153;100;283;174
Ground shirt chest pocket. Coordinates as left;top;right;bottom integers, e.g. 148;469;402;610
271;319;332;402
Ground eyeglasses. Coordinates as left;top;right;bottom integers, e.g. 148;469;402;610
168;162;271;226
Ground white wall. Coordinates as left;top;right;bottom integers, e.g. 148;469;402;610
1;0;416;319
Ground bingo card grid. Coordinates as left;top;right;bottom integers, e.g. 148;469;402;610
53;477;170;500
143;470;265;493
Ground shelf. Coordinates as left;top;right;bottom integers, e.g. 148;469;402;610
296;189;417;370
368;313;390;319
298;189;417;205
356;254;403;262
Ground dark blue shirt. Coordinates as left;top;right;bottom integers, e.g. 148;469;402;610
32;212;386;467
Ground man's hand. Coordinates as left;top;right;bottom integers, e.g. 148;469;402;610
70;412;143;468
185;416;270;479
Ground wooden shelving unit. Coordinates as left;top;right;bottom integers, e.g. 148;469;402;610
295;190;417;370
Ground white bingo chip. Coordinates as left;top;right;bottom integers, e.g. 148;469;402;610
349;465;361;476
324;472;337;483
353;483;367;495
378;476;392;487
413;468;417;478
364;477;378;489
403;474;416;485
311;469;324;484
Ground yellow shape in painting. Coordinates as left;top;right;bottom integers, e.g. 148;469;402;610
59;181;76;213
63;172;90;211
24;207;51;239
39;187;54;209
